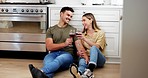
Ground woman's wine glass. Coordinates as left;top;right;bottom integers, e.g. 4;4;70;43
76;28;83;40
76;28;83;35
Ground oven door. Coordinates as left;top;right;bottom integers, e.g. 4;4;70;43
0;13;46;52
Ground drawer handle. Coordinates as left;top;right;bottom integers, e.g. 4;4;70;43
120;16;123;20
83;12;86;14
106;43;108;46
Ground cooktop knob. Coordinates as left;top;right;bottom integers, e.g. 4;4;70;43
35;9;38;12
21;9;24;12
30;9;34;12
26;9;29;12
40;9;43;13
5;9;8;12
1;9;4;12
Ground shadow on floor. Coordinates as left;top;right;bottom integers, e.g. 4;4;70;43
0;50;47;60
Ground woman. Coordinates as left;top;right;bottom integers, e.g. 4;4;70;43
70;13;106;78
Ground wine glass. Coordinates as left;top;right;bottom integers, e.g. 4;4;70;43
69;29;76;38
76;28;83;40
69;29;76;47
76;28;83;35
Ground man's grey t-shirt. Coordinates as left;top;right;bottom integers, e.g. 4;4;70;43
46;24;77;56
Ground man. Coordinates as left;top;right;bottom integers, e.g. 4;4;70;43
28;7;86;78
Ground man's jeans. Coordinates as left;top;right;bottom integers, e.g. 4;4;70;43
78;46;106;74
41;51;73;78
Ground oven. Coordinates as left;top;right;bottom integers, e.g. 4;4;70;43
0;4;48;52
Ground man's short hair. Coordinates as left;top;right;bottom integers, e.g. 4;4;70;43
60;7;74;13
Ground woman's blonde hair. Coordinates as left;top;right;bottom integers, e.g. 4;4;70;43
82;13;101;34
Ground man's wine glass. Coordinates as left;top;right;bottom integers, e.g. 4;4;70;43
69;29;76;47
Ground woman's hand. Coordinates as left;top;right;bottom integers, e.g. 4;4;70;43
76;33;85;40
77;50;89;64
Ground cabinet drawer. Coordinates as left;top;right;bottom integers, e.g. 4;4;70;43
50;21;119;33
50;8;120;21
73;9;120;21
99;22;119;33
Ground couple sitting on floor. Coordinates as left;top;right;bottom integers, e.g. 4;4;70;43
28;6;106;78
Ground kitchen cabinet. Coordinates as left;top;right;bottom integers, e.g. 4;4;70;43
48;5;123;63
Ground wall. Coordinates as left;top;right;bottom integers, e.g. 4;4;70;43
121;0;148;78
55;0;123;6
55;0;81;5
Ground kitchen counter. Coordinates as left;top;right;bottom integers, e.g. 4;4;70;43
47;4;123;9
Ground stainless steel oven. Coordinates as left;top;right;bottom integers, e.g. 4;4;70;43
0;4;48;52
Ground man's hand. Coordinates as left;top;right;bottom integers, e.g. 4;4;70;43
64;38;73;46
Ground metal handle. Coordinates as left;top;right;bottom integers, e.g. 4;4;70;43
0;14;45;17
0;14;46;21
120;16;123;20
83;11;86;14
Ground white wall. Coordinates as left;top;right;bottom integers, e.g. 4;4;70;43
55;0;81;5
121;0;148;78
55;0;123;5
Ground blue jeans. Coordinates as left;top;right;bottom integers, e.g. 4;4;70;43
41;51;73;78
78;46;106;74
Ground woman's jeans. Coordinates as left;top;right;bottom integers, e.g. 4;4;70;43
41;51;73;78
78;46;106;74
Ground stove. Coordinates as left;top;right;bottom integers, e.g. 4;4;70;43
0;6;46;14
0;5;47;21
0;4;48;52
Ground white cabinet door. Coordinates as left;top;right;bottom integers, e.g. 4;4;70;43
105;34;119;56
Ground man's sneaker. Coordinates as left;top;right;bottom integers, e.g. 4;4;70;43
69;63;81;78
82;69;94;78
28;64;48;78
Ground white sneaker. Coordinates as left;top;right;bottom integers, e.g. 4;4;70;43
82;69;94;78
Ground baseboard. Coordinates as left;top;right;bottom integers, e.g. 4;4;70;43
106;56;121;64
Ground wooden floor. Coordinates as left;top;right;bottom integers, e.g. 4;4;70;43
0;58;120;78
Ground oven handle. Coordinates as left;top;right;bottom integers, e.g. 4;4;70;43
0;14;46;17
